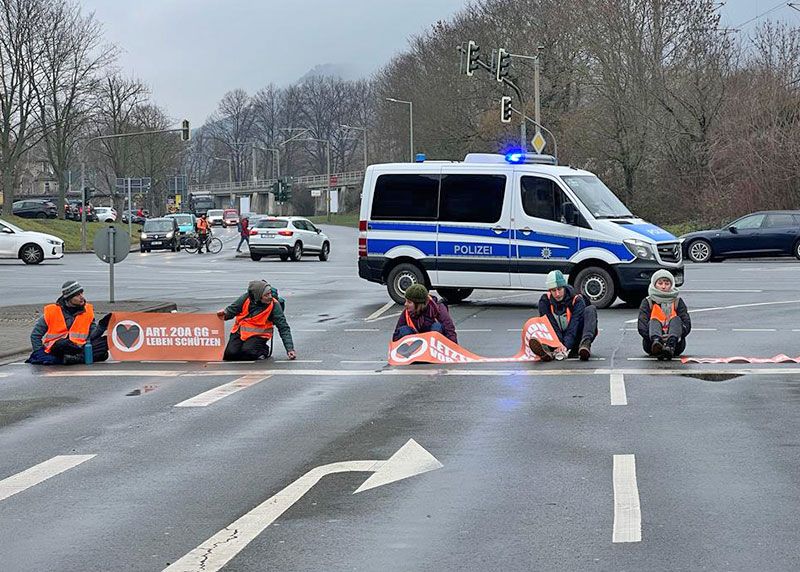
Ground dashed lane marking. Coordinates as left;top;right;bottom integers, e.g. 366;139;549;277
0;455;95;502
365;301;396;322
610;374;627;406
732;328;777;332
344;328;381;332
612;454;642;543
174;375;270;407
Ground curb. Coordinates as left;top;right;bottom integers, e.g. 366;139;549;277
0;301;177;364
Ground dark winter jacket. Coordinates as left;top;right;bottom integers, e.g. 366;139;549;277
30;297;98;352
393;295;458;343
223;291;294;351
537;285;586;349
637;297;691;340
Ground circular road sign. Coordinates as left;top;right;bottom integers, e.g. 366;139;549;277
93;226;130;264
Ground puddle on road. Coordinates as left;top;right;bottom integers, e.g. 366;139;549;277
0;397;79;427
681;373;743;382
125;384;158;397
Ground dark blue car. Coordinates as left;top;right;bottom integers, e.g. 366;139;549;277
681;211;800;263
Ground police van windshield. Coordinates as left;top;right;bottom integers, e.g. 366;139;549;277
561;175;634;219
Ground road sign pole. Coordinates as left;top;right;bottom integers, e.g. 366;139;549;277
109;225;116;303
127;178;132;238
80;160;87;251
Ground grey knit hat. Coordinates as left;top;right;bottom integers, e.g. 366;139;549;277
61;280;84;299
650;269;675;289
248;280;270;300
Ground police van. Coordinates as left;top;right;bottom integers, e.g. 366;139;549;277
357;152;683;308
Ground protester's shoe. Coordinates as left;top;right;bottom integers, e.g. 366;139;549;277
662;337;678;361
578;340;592;361
256;354;268;361
650;336;664;357
528;338;554;362
554;348;568;361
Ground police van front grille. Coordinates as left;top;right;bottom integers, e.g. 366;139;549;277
657;242;681;263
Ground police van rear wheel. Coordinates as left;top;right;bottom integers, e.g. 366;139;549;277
574;266;616;309
437;287;473;304
387;263;426;305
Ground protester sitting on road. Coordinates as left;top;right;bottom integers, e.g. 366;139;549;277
528;270;598;362
638;270;691;360
196;214;210;254
26;281;110;365
236;216;250;253
217;280;296;361
392;284;458;343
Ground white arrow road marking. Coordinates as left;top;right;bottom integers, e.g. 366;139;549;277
365;301;396;322
612;454;641;543
0;455;95;502
610;374;627;406
163;439;441;572
174;375;270;408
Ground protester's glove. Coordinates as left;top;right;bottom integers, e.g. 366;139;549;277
287;350;297;360
216;310;225;319
51;338;81;354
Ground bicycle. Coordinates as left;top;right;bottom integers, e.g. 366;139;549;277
183;232;223;254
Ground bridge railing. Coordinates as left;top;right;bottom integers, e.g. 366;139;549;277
188;171;365;194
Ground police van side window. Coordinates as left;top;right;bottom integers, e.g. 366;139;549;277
371;174;439;220
438;174;506;223
521;176;571;223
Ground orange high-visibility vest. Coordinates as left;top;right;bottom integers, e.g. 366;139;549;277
42;303;94;353
197;218;209;232
232;298;274;340
650;301;678;334
547;293;581;326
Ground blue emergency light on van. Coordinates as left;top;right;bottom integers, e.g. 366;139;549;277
357;153;683;308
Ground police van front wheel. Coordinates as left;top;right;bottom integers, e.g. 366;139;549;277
437;288;473;304
387;263;427;305
573;267;616;309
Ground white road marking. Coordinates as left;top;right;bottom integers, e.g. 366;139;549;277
460;329;493;332
732;328;776;332
506;328;521;332
340;360;386;364
624;298;800;323
627;357;654;361
682;289;762;293
692;328;718;331
0;373;10;377
610;374;627;406
174;375;270;407
0;455;95;502
163;439;441;572
43;370;185;377
365;301;396;322
612;454;642;543
345;328;380;332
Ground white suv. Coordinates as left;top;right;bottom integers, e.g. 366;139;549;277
0;218;64;264
207;209;224;226
249;217;330;262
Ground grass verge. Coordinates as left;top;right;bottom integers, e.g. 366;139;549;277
4;215;140;252
309;213;359;228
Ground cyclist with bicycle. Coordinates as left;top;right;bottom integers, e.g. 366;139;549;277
196;214;210;254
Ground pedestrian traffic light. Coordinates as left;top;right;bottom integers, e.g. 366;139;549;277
272;180;282;202
501;96;513;123
181;119;191;142
496;48;510;81
282;178;292;202
466;40;480;76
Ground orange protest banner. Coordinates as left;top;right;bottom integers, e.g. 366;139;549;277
388;316;559;366
108;312;225;361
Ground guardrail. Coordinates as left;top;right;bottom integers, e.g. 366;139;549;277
188;171;365;194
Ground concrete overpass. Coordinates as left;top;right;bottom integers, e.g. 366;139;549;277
187;171;365;213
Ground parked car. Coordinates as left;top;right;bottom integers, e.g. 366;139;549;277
94;206;117;222
223;208;240;228
0;217;64;264
139;217;180;252
12;199;57;219
121;209;147;225
681;211;800;262
249;216;330;262
207;209;224;226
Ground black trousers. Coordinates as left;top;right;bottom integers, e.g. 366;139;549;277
642;336;686;356
223;332;271;361
559;305;599;353
49;336;109;363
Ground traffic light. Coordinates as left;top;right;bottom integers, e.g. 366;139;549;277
501;96;513;123
282;177;292;202
496;48;510;81
181;119;191;142
466;40;480;76
272;180;282;202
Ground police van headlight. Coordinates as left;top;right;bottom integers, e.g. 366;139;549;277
624;239;655;261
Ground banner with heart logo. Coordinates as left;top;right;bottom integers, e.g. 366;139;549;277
388;316;559;366
108;312;225;361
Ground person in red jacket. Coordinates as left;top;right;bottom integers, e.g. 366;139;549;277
392;284;458;343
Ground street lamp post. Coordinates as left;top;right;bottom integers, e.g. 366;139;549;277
385;98;413;162
340;124;368;172
303;137;331;222
212;157;233;183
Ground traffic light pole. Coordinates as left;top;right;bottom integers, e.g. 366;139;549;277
511;107;558;162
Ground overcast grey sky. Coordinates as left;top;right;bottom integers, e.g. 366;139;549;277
81;0;800;126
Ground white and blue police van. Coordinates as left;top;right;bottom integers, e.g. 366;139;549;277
357;152;683;308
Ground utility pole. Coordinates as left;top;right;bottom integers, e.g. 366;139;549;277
385;98;413;161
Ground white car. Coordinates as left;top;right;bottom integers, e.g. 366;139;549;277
249;217;330;262
95;206;117;222
0;218;64;264
207;209;224;226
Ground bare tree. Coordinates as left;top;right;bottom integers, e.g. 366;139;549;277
205;89;256;182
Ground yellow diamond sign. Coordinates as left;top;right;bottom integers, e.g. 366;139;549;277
531;132;546;153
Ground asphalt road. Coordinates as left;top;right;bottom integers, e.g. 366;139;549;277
1;223;800;571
